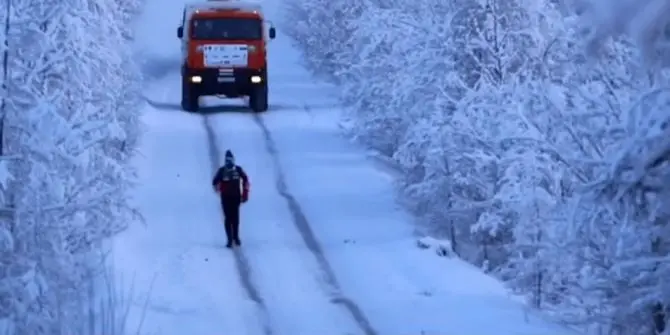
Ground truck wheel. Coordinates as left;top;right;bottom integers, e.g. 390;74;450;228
249;84;268;113
181;77;199;112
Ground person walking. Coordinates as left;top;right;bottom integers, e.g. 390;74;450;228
212;150;250;248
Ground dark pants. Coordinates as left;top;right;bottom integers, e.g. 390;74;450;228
221;198;241;244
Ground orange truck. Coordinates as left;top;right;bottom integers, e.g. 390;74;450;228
177;0;276;112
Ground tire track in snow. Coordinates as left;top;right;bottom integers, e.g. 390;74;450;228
251;113;379;335
202;115;273;335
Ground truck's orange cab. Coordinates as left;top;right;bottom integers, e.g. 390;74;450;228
177;0;276;112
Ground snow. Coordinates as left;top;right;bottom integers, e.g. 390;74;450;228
113;84;261;335
416;236;454;257
0;159;13;190
580;0;670;67
113;0;583;333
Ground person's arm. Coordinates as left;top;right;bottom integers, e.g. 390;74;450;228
237;166;249;187
211;167;223;190
237;166;250;200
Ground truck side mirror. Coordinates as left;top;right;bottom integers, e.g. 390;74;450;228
269;27;276;39
177;26;183;38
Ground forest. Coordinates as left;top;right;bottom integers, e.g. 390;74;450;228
2;0;670;333
0;0;143;333
284;0;670;334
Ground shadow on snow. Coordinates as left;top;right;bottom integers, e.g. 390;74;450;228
144;96;310;114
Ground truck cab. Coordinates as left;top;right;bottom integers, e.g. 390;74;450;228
177;1;276;112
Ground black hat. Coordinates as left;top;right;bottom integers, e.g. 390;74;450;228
224;150;235;166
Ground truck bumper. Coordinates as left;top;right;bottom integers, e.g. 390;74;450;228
183;67;267;97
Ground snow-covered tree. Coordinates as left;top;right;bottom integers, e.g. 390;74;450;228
0;0;143;333
288;0;670;332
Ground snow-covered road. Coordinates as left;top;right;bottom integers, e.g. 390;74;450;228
112;0;583;334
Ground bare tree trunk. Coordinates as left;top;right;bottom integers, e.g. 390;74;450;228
1;0;13;235
651;302;665;335
651;236;666;334
533;203;543;309
1;0;10;156
448;219;458;256
444;159;460;256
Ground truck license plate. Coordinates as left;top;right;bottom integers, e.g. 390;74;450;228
217;77;234;83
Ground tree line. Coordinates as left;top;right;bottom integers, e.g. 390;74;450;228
284;0;670;334
0;0;143;333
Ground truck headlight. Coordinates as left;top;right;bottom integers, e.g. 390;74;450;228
250;75;262;83
191;76;202;83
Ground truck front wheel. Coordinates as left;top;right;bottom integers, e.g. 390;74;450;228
249;84;268;113
181;76;199;112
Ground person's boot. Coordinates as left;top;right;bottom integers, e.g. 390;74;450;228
233;220;241;246
224;219;233;248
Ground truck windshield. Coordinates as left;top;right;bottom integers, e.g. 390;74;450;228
191;18;263;40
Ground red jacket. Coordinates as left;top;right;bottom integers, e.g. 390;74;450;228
212;165;250;200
